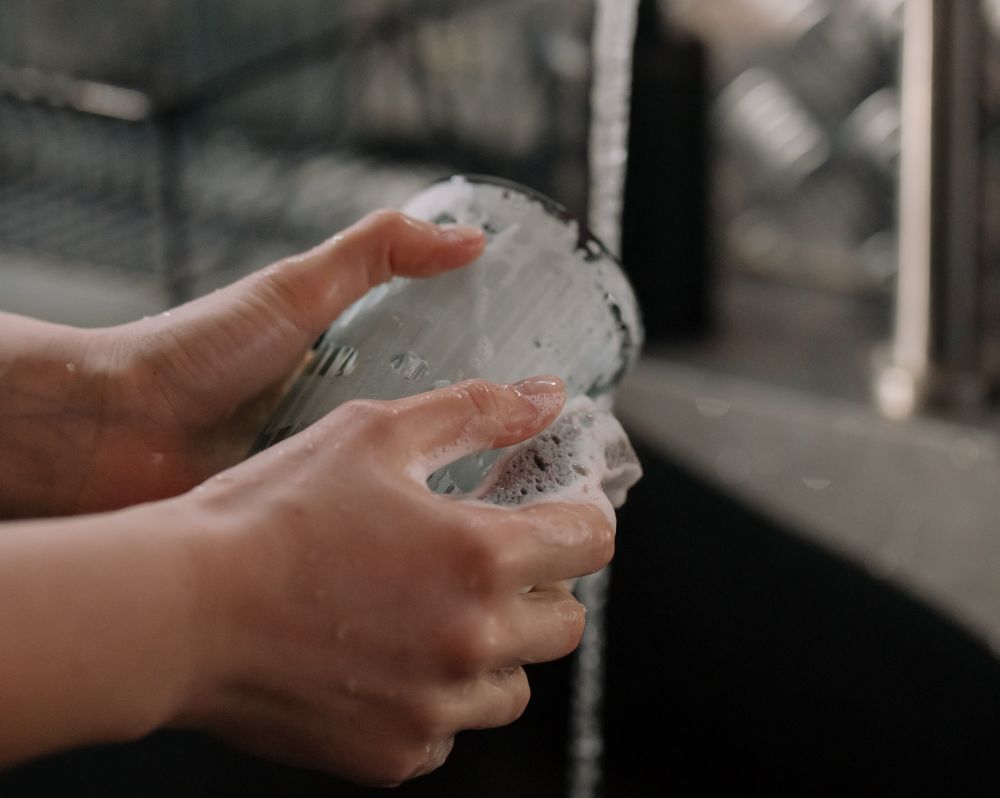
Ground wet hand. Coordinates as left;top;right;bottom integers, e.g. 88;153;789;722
39;212;485;515
172;377;615;785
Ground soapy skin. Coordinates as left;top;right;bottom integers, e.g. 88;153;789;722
0;211;617;786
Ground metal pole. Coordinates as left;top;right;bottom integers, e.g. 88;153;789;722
875;0;984;419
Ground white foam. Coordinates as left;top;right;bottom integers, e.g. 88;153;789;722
474;396;642;521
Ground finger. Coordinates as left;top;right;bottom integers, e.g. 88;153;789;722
503;585;588;665
130;211;483;418
474;500;615;589
446;666;532;732
383;377;566;477
247;210;485;337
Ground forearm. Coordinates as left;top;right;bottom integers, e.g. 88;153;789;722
0;312;111;517
0;498;206;766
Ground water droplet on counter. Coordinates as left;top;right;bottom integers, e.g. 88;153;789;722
432;379;452;390
802;477;832;491
695;396;731;418
715;448;752;485
390;351;429;381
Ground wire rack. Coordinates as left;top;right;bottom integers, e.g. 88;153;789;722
0;0;593;320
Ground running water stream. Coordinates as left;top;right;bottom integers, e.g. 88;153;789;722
569;3;640;797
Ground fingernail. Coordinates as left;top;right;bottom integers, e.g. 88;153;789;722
437;224;484;243
512;376;564;396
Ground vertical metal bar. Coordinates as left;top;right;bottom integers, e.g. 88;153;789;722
876;0;984;419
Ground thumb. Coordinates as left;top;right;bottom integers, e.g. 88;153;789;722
237;210;485;340
128;211;484;416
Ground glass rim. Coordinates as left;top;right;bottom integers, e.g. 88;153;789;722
427;173;619;262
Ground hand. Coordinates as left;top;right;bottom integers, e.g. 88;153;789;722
173;377;615;786
0;211;484;517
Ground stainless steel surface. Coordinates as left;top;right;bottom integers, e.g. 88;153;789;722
877;0;986;419
619;353;1000;653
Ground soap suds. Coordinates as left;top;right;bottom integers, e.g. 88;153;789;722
474;396;642;520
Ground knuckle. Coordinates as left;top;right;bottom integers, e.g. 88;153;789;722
406;697;452;738
334;398;396;437
456;380;504;422
562;600;588;652
502;668;532;723
453;532;505;595
377;747;426;787
445;615;499;674
380;736;452;784
363;208;408;237
577;508;615;569
594;521;616;567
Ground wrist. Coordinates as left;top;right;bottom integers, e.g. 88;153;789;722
122;493;232;738
153;486;260;735
0;495;219;764
0;318;118;517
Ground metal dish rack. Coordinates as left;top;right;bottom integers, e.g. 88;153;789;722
0;0;592;319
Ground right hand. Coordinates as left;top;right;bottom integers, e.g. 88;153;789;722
173;377;615;786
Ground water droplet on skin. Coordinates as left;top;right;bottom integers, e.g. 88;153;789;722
65;363;76;373
390;351;429;381
802;477;832;490
162;311;171;317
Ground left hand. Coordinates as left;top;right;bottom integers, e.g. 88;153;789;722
0;211;484;517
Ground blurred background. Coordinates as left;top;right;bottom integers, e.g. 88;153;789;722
5;0;1000;795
